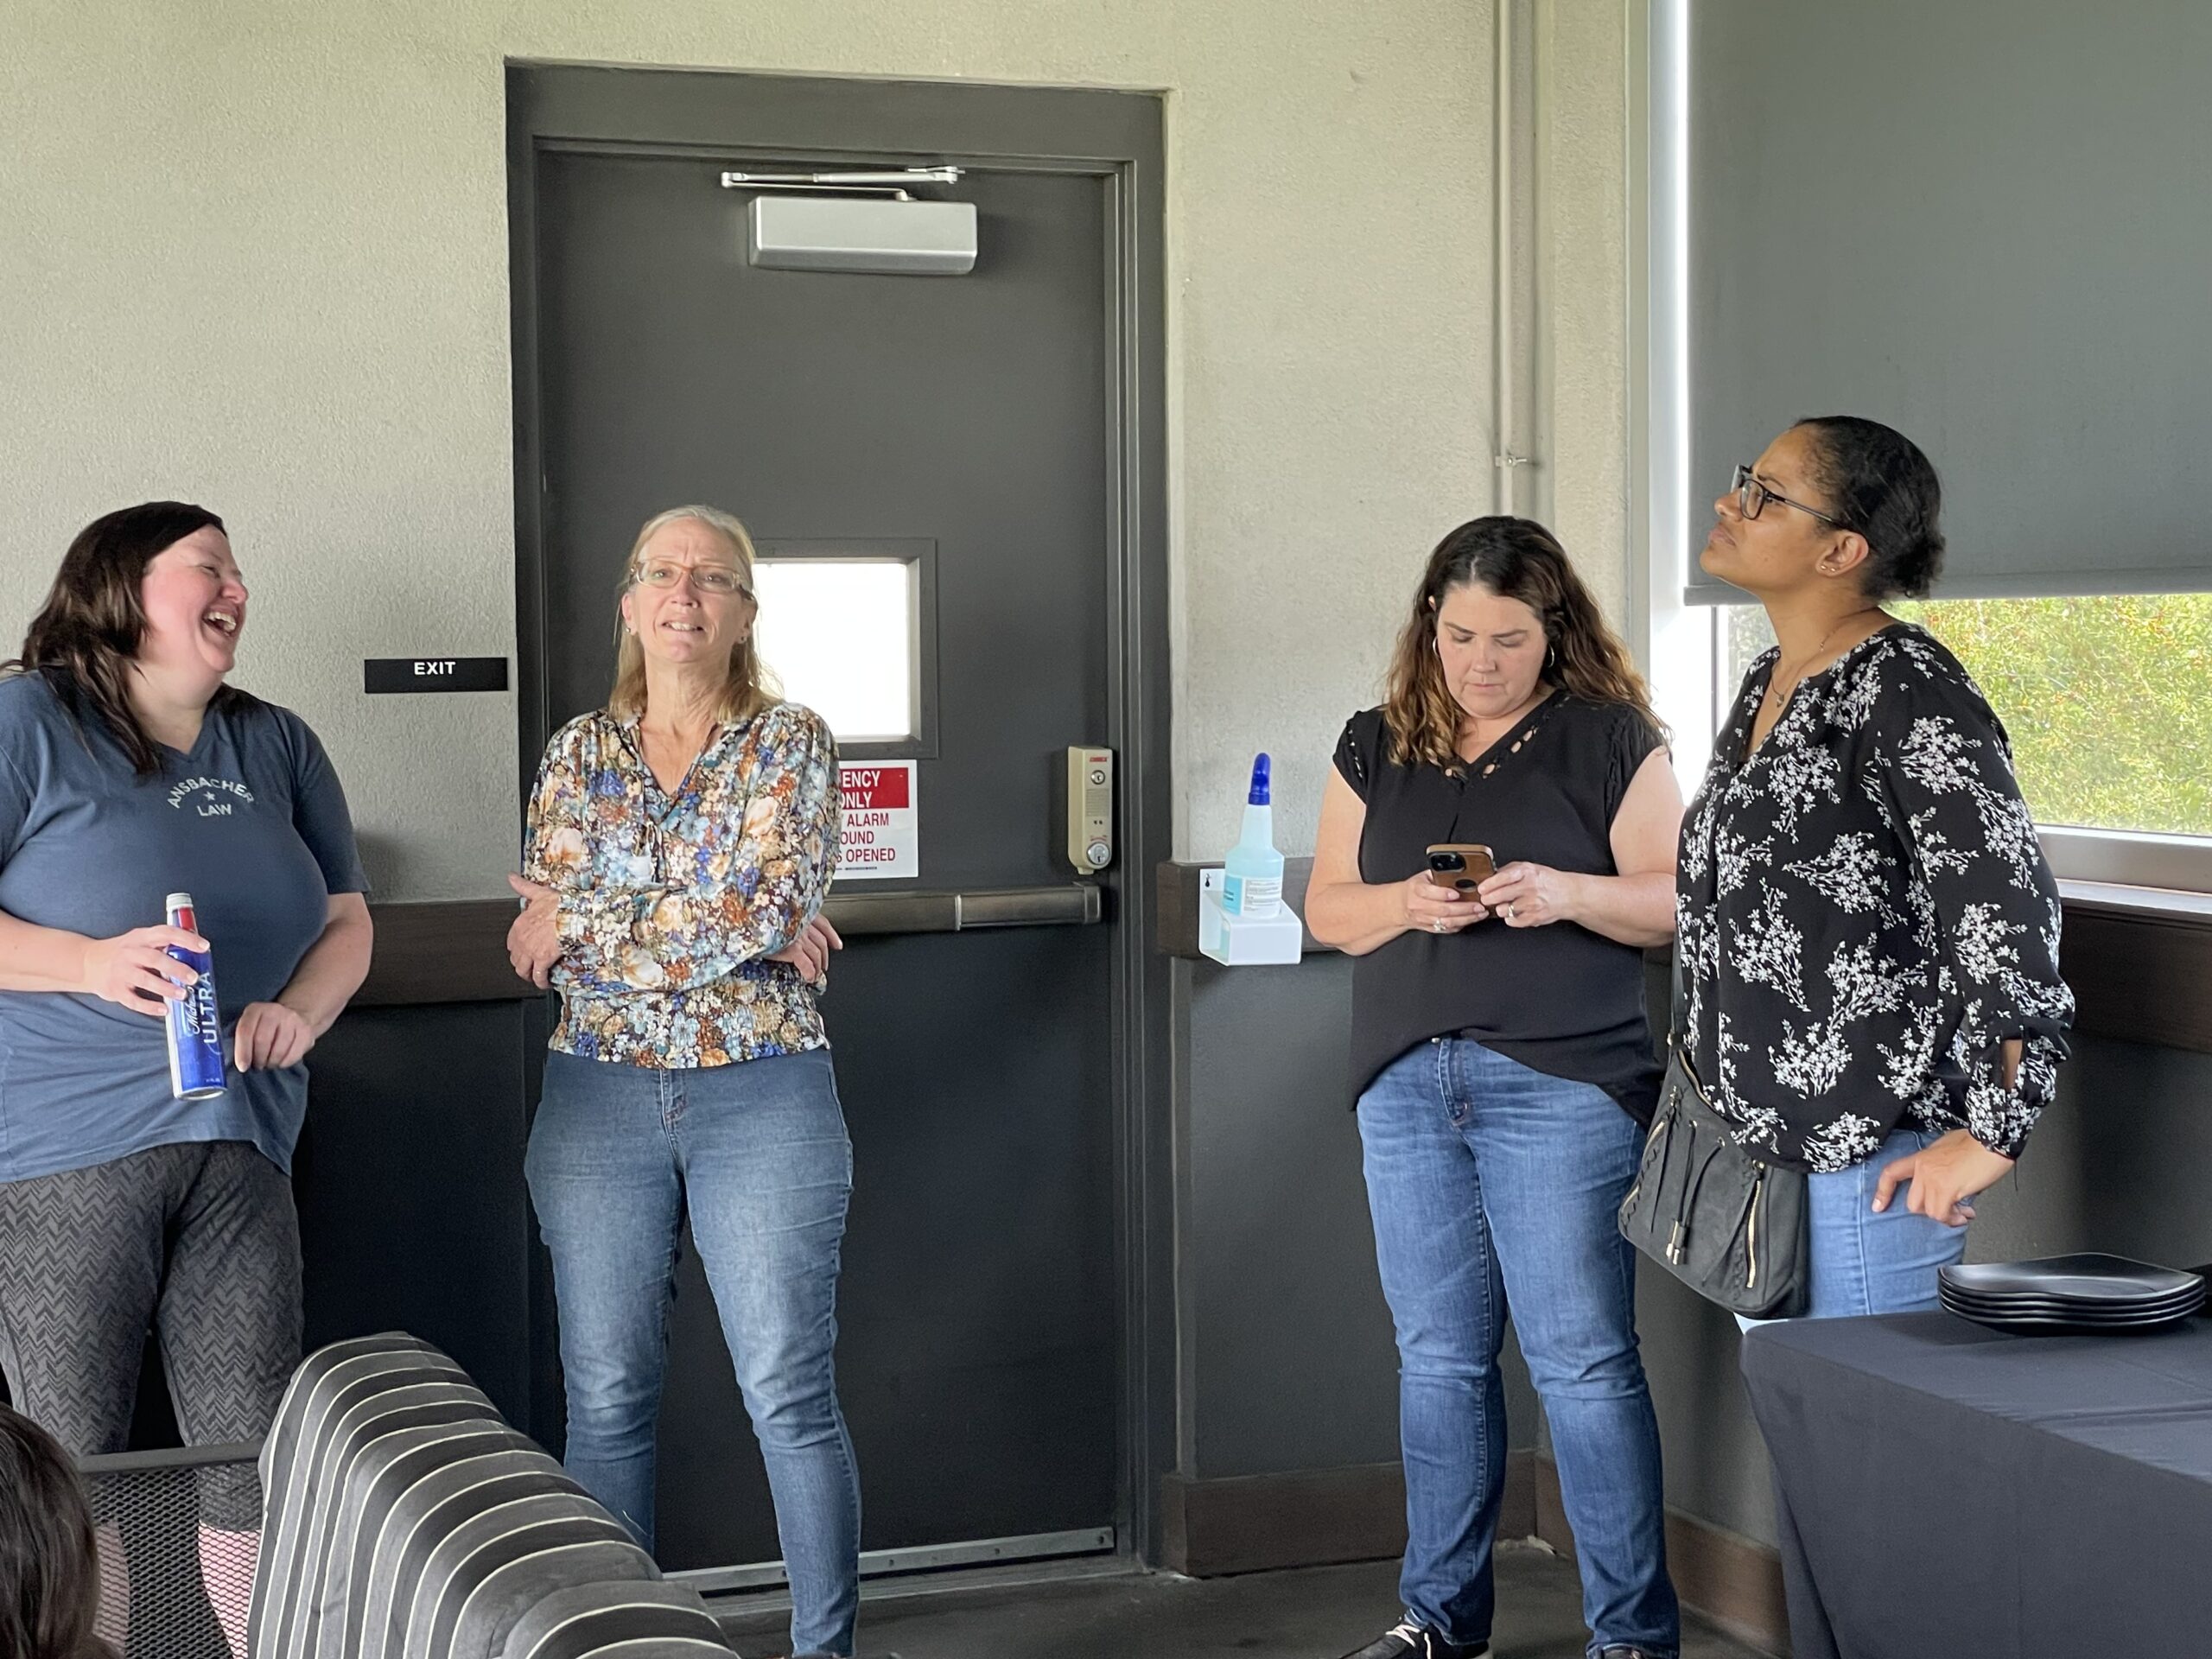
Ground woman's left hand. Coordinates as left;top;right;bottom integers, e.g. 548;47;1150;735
1871;1128;2014;1227
507;874;563;988
1475;861;1582;929
769;916;842;982
233;1001;317;1070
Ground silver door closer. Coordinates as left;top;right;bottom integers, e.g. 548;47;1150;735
722;168;976;276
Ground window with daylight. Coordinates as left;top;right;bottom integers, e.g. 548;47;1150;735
1718;595;2212;842
750;557;918;747
1643;0;2212;889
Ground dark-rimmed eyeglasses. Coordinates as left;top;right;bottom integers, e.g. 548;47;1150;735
1732;464;1842;529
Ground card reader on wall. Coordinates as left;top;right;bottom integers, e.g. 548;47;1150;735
747;195;978;276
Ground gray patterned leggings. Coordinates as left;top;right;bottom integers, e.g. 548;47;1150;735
0;1140;302;1527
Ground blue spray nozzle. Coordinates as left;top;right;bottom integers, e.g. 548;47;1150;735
1247;752;1272;805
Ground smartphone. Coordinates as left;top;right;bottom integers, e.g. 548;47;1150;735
1426;842;1497;892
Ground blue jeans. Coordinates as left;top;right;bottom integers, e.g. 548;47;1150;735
1750;1127;1971;1323
526;1046;861;1658
1358;1038;1679;1659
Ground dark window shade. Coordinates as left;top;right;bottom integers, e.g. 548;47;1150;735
1685;2;2212;603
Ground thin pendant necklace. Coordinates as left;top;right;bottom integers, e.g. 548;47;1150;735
1763;608;1885;713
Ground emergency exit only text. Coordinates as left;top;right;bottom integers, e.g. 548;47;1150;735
837;761;918;880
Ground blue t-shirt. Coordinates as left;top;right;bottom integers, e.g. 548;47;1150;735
0;673;369;1181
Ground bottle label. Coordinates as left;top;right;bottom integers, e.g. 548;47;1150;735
1222;873;1282;919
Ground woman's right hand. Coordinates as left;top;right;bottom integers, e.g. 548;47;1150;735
507;874;563;988
79;925;207;1016
1401;871;1487;936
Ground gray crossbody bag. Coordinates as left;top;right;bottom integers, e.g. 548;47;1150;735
1618;962;1809;1319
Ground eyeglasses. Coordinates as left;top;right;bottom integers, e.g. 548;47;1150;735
631;561;751;597
1732;464;1842;529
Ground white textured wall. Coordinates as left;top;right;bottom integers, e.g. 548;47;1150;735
1168;8;1495;855
0;2;1575;892
1535;1;1633;625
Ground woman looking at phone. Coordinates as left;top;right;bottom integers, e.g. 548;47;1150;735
1307;518;1684;1659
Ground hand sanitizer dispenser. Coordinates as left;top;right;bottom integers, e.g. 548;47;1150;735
1201;752;1303;965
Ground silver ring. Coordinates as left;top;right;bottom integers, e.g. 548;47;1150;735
1432;918;1446;932
1505;902;1517;921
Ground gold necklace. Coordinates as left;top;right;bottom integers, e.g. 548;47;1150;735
1763;608;1885;709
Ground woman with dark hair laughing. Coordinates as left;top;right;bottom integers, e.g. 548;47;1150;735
0;502;372;1655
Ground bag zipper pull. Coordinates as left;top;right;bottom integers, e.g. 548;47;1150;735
1745;1170;1763;1290
1667;1119;1699;1263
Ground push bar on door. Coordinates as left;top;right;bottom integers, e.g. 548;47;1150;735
821;884;1103;937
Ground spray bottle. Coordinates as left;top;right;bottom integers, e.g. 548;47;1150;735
1220;753;1284;919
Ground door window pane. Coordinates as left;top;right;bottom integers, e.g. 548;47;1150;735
1717;595;2212;838
752;558;916;743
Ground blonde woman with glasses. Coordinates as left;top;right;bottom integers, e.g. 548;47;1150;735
506;505;857;1658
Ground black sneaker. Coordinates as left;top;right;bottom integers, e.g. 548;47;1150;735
1337;1618;1489;1659
1595;1648;1669;1659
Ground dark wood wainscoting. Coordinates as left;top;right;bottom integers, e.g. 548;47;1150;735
357;899;538;1006
2056;883;2212;1053
1154;864;2212;1056
297;998;550;1433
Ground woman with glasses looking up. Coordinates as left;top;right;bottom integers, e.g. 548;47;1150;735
506;505;859;1658
1681;417;2074;1320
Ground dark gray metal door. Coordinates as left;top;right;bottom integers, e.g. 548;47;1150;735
526;140;1121;1574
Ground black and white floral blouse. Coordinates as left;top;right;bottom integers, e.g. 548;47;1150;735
1677;623;2074;1172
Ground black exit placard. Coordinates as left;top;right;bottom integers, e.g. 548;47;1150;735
364;657;510;694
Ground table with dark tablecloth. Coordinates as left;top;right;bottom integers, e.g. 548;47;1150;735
1739;1311;2212;1658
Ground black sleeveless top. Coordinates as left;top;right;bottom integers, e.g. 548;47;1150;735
1333;694;1666;1122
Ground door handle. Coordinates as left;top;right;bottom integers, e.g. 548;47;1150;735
823;883;1103;938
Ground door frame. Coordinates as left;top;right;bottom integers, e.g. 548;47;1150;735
505;62;1175;1566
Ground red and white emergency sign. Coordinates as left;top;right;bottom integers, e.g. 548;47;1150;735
837;761;918;881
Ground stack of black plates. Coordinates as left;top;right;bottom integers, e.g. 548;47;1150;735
1939;1254;2205;1332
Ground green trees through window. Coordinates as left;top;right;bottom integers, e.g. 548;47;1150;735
1719;595;2212;838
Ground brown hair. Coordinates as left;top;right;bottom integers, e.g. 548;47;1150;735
607;505;779;725
0;1406;109;1659
1382;516;1661;772
3;501;246;775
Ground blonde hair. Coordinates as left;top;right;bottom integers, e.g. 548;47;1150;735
607;505;780;724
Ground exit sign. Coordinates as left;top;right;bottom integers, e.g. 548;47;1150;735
364;658;509;693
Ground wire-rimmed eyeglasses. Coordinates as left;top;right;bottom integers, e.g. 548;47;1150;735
631;561;752;598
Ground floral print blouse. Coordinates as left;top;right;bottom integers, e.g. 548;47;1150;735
1677;623;2074;1171
523;702;840;1068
